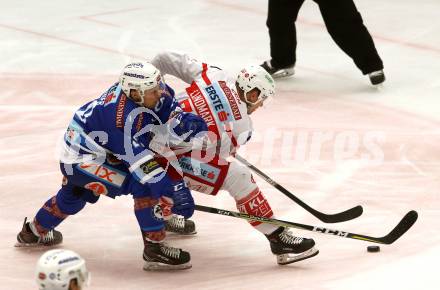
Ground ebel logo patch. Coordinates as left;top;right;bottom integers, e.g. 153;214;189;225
152;204;164;220
103;92;117;106
140;160;159;174
178;157;220;183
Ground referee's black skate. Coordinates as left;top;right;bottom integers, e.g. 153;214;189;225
15;217;63;247
261;60;295;78
143;241;191;271
266;227;319;265
164;215;196;235
368;70;385;85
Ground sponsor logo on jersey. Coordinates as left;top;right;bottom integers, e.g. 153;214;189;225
78;163;126;187
187;83;217;133
140;160;160;175
187;81;239;140
178;157;220;183
217;111;228;121
219;81;242;120
85;182;108;196
205;85;230;122
116;94;127;128
205;83;237;125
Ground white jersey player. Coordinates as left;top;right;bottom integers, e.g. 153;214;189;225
151;51;319;265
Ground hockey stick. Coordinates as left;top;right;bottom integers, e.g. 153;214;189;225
234;154;363;223
195;204;418;245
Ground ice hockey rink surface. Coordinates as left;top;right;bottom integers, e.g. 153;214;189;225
1;0;439;289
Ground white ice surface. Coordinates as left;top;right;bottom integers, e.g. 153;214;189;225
0;1;439;289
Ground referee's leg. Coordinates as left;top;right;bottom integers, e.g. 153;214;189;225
316;0;383;74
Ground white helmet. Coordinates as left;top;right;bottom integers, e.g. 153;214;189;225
236;65;275;105
35;249;90;290
119;62;163;105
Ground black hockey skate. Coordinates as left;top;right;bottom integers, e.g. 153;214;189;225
368;70;385;85
261;60;295;78
143;241;191;271
164;215;196;235
266;227;319;265
15;217;63;247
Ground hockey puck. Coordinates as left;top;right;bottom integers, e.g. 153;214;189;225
367;245;380;252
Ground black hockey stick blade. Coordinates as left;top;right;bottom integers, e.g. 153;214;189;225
310;205;363;224
195;205;418;245
234;154;363;223
348;210;418;244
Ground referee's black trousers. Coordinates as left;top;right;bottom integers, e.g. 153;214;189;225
267;0;383;74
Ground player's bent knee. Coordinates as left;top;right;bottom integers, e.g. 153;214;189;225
222;161;258;200
56;188;87;215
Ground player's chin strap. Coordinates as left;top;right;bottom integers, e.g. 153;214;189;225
126;89;145;106
136;95;145;106
244;91;270;114
244;98;264;114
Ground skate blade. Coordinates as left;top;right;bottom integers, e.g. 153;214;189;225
276;247;319;265
143;261;192;271
272;68;295;79
166;230;197;236
15;237;61;248
14;242;53;248
373;83;384;89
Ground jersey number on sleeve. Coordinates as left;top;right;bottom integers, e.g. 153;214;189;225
76;100;98;122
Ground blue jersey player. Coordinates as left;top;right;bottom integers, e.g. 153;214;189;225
16;62;207;271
